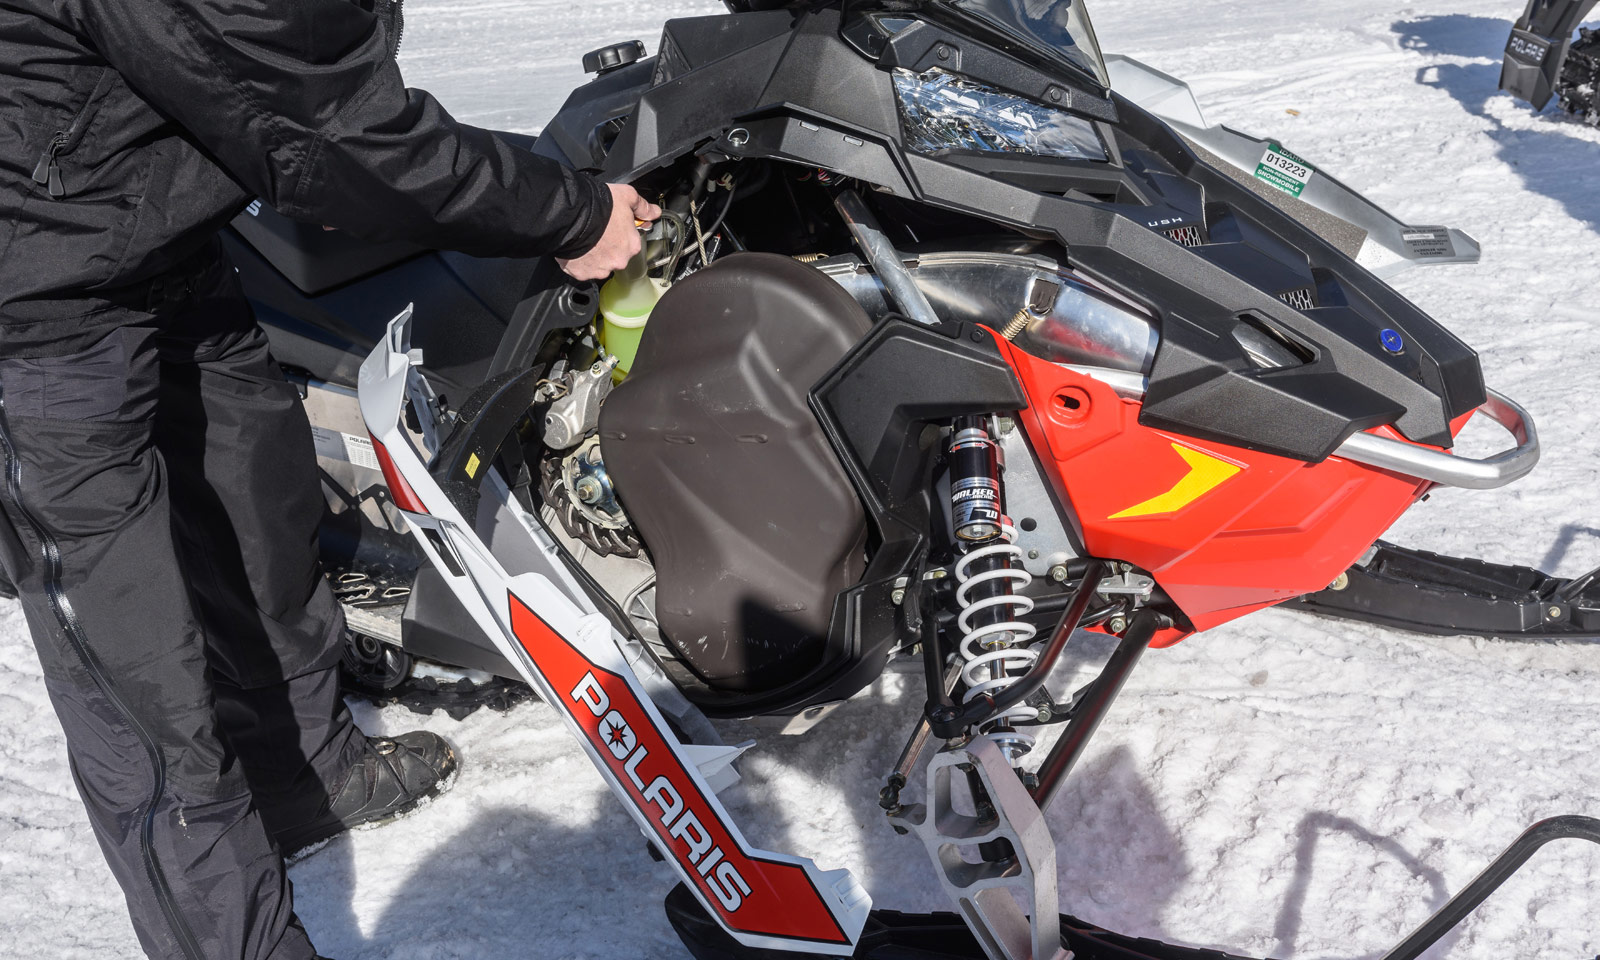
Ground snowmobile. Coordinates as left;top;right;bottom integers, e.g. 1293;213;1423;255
1501;0;1600;123
224;0;1600;956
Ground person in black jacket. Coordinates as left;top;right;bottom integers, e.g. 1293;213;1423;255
0;0;658;957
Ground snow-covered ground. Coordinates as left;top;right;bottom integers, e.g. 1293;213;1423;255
3;1;1599;958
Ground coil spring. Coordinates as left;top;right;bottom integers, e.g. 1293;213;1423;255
955;521;1038;756
998;308;1031;342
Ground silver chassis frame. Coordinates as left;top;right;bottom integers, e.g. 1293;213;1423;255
357;308;871;955
1105;55;1481;280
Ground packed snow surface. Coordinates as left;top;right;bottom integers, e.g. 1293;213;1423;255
3;1;1599;958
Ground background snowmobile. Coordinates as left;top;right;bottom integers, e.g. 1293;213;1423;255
1501;0;1600;123
220;0;1600;956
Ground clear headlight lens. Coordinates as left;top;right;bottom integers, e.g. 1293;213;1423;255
892;68;1107;161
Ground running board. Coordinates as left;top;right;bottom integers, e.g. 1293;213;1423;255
1289;541;1600;638
668;817;1600;960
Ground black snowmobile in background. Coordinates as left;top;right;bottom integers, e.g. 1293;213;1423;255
208;0;1600;956
1502;0;1600;122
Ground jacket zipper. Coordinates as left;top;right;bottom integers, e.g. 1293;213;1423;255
30;68;114;201
389;0;406;56
0;395;206;960
31;133;68;199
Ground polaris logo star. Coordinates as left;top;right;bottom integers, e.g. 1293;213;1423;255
570;672;752;911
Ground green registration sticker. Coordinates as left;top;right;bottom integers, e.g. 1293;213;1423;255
1255;142;1314;198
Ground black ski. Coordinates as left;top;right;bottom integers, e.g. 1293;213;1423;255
667;816;1600;960
1290;540;1600;639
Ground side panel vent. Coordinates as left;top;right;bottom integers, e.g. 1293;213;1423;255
1277;287;1316;312
1166;225;1204;247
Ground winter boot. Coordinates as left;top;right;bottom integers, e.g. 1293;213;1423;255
277;731;458;860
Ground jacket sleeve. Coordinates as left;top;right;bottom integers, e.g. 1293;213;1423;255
71;0;612;259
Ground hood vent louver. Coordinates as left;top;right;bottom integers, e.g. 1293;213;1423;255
1277;287;1317;312
1165;225;1205;247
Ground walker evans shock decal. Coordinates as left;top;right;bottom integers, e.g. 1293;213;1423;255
1255;142;1314;197
506;595;852;947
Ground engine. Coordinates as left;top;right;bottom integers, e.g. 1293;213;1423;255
598;254;872;692
526;158;1108;709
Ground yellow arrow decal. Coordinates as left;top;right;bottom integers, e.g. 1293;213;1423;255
1109;443;1241;519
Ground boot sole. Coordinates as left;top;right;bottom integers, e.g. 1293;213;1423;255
282;747;459;863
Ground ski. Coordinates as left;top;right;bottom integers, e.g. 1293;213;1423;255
1292;541;1600;639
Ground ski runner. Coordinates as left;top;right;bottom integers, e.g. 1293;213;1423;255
0;0;659;958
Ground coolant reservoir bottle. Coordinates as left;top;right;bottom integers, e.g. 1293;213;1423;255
598;248;664;381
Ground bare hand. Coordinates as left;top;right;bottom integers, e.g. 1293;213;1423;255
558;183;662;281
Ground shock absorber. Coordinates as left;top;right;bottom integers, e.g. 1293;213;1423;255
948;416;1037;762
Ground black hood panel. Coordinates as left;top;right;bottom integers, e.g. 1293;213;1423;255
548;3;1484;461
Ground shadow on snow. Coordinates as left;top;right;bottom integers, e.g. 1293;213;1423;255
1394;14;1600;232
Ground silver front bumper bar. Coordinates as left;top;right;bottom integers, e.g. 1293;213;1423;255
1336;390;1540;490
1066;366;1540;491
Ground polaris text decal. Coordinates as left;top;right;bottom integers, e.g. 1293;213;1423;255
506;595;850;946
1506;32;1552;67
569;671;752;910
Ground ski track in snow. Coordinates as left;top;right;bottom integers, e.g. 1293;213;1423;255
3;1;1599;957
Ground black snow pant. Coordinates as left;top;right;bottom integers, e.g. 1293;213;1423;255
0;247;365;960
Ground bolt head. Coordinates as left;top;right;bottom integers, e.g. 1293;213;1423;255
1548;605;1564;619
1329;572;1350;592
891;589;906;605
1049;564;1070;582
574;477;603;503
1035;705;1052;723
1109;615;1128;634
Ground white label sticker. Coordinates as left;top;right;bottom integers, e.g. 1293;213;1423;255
1400;227;1457;260
311;426;381;471
1255;143;1315;198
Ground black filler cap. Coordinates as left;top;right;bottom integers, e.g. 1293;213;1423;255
582;40;646;75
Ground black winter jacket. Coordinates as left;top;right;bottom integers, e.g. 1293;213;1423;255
0;0;612;357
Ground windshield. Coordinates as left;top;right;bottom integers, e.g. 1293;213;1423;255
941;0;1108;86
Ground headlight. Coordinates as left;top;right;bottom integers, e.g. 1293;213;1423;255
891;68;1107;161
